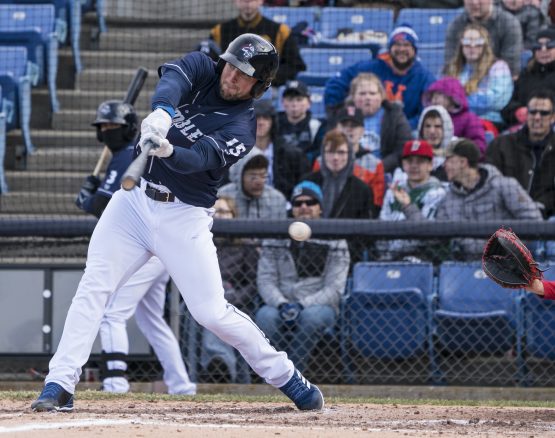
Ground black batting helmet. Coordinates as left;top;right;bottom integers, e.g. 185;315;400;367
217;33;279;99
92;100;138;141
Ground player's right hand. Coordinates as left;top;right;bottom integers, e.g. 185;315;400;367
139;108;172;149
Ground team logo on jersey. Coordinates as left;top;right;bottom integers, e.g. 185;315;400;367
173;109;204;143
241;44;255;60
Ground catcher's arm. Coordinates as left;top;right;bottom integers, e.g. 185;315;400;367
526;279;545;296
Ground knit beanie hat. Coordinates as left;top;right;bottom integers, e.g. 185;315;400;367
388;23;419;52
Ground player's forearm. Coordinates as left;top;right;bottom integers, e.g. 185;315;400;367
162;142;222;174
542;280;555;300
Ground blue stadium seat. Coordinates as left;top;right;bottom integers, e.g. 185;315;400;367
0;46;34;157
82;0;106;35
0;4;60;112
396;8;461;48
0;84;6;193
0;0;83;73
0;0;69;43
316;8;392;55
432;261;523;356
320;7;394;39
260;6;319;33
340;262;434;382
522;264;555;361
297;47;371;86
276;84;325;119
417;46;445;77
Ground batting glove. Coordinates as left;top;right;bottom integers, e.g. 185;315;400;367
279;303;303;323
148;137;174;158
139;108;172;148
75;175;101;208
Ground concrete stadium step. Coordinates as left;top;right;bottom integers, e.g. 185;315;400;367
8;130;97;149
76;68;159;92
0;192;80;214
6;171;84;193
59;49;183;71
52;109;149;131
104;0;234;22
25;147;103;172
32;89;154;113
98;28;208;52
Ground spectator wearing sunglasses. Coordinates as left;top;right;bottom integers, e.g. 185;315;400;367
502;27;555;127
444;23;513;129
445;0;523;78
487;89;555;220
255;180;350;374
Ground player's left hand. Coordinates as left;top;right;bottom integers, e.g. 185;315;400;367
139;108;172;149
148;137;174;158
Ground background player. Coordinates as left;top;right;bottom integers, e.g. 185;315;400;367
74;100;196;395
31;33;323;412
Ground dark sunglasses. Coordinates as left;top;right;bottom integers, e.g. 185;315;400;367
528;108;553;116
532;41;555;51
292;199;319;207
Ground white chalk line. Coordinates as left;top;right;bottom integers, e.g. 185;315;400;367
1;416;555;434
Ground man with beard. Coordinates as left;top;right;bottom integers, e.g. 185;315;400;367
324;24;436;129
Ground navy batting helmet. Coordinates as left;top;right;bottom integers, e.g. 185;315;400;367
217;33;279;99
92;100;138;141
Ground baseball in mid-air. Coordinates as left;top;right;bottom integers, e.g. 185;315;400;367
288;221;311;242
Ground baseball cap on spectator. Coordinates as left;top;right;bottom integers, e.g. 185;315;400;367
445;138;480;167
283;80;310;99
254;99;276;118
337;104;364;127
402;140;433;160
291;180;323;206
388;23;419;52
536;27;555;42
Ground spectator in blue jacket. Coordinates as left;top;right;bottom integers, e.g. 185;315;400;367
324;24;436;129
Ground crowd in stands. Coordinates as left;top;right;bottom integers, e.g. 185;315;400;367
203;0;553;259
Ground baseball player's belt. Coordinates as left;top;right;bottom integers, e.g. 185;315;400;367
145;184;175;202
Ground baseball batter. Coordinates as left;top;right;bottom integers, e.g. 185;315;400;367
74;100;196;395
32;33;324;412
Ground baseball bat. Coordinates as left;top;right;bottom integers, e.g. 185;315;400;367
121;139;156;191
90;67;149;176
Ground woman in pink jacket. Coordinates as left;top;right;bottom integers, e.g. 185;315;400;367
422;76;487;156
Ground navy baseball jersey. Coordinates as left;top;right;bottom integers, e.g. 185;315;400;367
78;144;134;214
140;51;257;208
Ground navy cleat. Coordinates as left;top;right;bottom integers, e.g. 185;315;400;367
31;382;74;412
279;369;324;411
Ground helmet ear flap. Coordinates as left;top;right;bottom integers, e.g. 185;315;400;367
251;80;270;99
96;126;103;143
123;117;138;141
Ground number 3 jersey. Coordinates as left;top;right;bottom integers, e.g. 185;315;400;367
140;51;257;208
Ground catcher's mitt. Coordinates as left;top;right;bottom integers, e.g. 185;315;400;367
482;228;543;289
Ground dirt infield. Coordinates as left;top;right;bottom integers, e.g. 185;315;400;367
2;398;555;437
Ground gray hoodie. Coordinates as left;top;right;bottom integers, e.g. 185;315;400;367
218;147;287;219
417;105;455;171
436;164;543;256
